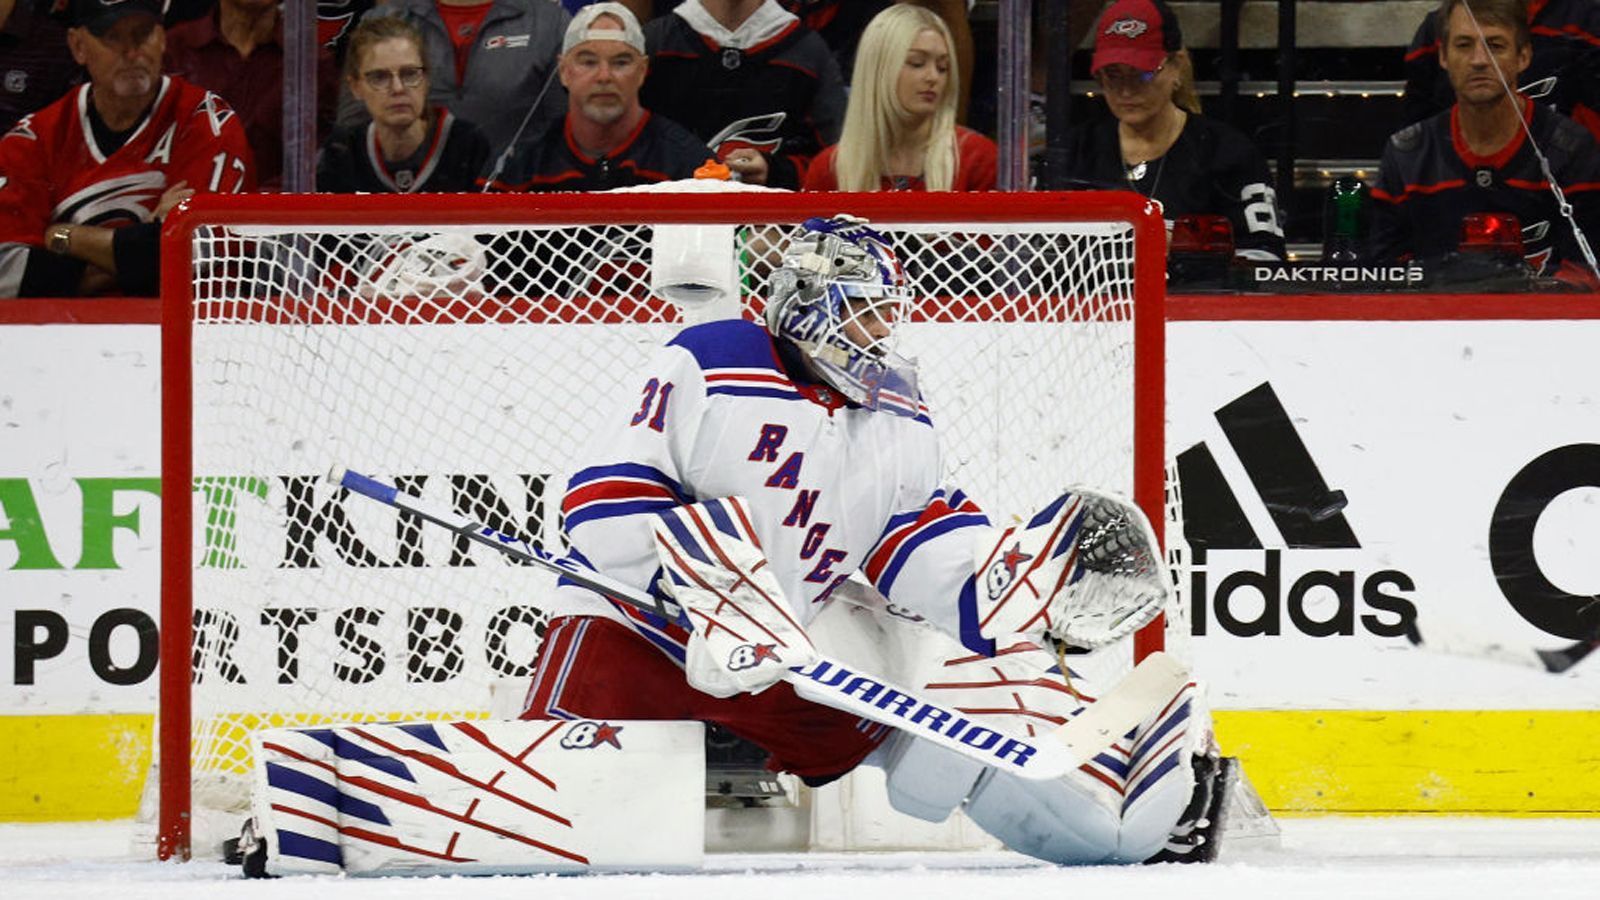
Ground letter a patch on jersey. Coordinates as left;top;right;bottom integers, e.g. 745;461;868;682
146;125;175;165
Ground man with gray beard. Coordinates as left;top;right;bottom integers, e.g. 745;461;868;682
484;3;710;191
0;0;254;297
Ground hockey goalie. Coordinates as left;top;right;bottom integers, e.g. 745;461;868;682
243;216;1232;875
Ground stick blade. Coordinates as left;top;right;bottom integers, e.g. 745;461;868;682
1535;641;1598;674
1408;620;1591;673
1046;650;1190;767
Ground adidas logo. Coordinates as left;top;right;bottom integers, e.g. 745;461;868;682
1484;442;1600;641
1177;382;1418;639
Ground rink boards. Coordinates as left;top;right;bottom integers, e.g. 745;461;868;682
1;294;1598;819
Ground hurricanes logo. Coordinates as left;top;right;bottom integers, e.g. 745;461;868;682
53;171;165;226
983;541;1033;599
484;34;530;49
727;642;781;670
1105;17;1150;39
317;12;355;49
561;720;624;750
1522;221;1554;275
7;113;36;141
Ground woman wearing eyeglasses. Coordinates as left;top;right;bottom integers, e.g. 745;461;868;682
1065;0;1285;261
317;16;490;193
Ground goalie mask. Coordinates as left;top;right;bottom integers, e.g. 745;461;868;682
764;216;918;412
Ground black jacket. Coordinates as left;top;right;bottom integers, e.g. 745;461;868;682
1063;112;1287;261
1370;99;1600;274
318;108;490;193
486;110;712;192
641;14;844;190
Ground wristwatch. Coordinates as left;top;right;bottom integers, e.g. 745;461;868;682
46;224;73;255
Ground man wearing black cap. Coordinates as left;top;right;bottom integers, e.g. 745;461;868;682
0;0;256;298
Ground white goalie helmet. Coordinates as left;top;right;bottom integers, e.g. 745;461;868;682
763;215;918;411
363;232;487;299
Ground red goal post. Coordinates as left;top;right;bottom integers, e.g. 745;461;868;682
158;190;1169;860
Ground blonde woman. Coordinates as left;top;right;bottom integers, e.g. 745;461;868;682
803;5;995;191
1065;0;1285;260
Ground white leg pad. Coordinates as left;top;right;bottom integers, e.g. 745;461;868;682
964;766;1123;863
877;731;986;823
250;719;704;876
813;579;1209;865
964;681;1202;864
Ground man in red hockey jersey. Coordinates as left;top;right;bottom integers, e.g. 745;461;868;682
0;0;256;298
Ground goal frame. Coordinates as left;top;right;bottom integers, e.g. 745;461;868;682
157;190;1168;861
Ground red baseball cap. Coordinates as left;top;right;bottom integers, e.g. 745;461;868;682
1091;0;1183;75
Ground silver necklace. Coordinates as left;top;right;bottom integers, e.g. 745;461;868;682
1124;113;1182;198
1125;154;1167;198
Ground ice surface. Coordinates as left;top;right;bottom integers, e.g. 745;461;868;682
3;817;1598;900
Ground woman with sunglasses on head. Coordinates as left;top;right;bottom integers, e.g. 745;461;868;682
1065;0;1285;261
318;16;490;193
802;5;995;192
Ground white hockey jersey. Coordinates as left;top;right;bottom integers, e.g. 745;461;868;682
551;319;997;663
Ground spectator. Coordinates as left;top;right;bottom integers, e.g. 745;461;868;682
640;0;844;188
318;15;490;192
1371;0;1600;281
164;0;339;190
0;0;255;298
0;0;83;135
485;3;710;191
1402;0;1600;144
803;5;993;191
338;0;569;163
1061;0;1286;261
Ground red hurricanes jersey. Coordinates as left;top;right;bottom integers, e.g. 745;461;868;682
0;76;255;246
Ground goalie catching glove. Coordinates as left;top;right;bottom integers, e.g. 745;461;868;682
652;496;818;697
974;487;1170;649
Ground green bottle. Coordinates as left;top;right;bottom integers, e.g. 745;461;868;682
1323;176;1369;263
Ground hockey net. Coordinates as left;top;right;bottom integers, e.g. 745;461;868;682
158;189;1171;860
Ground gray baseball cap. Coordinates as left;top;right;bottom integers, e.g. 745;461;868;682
562;2;646;55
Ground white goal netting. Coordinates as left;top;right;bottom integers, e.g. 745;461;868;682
160;191;1168;858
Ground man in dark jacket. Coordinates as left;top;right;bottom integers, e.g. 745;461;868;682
487;2;710;191
640;0;844;189
1372;0;1600;282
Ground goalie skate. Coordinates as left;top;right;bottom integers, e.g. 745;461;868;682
1145;755;1240;864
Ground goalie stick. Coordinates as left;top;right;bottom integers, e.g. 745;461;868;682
335;469;1190;782
1405;620;1599;674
